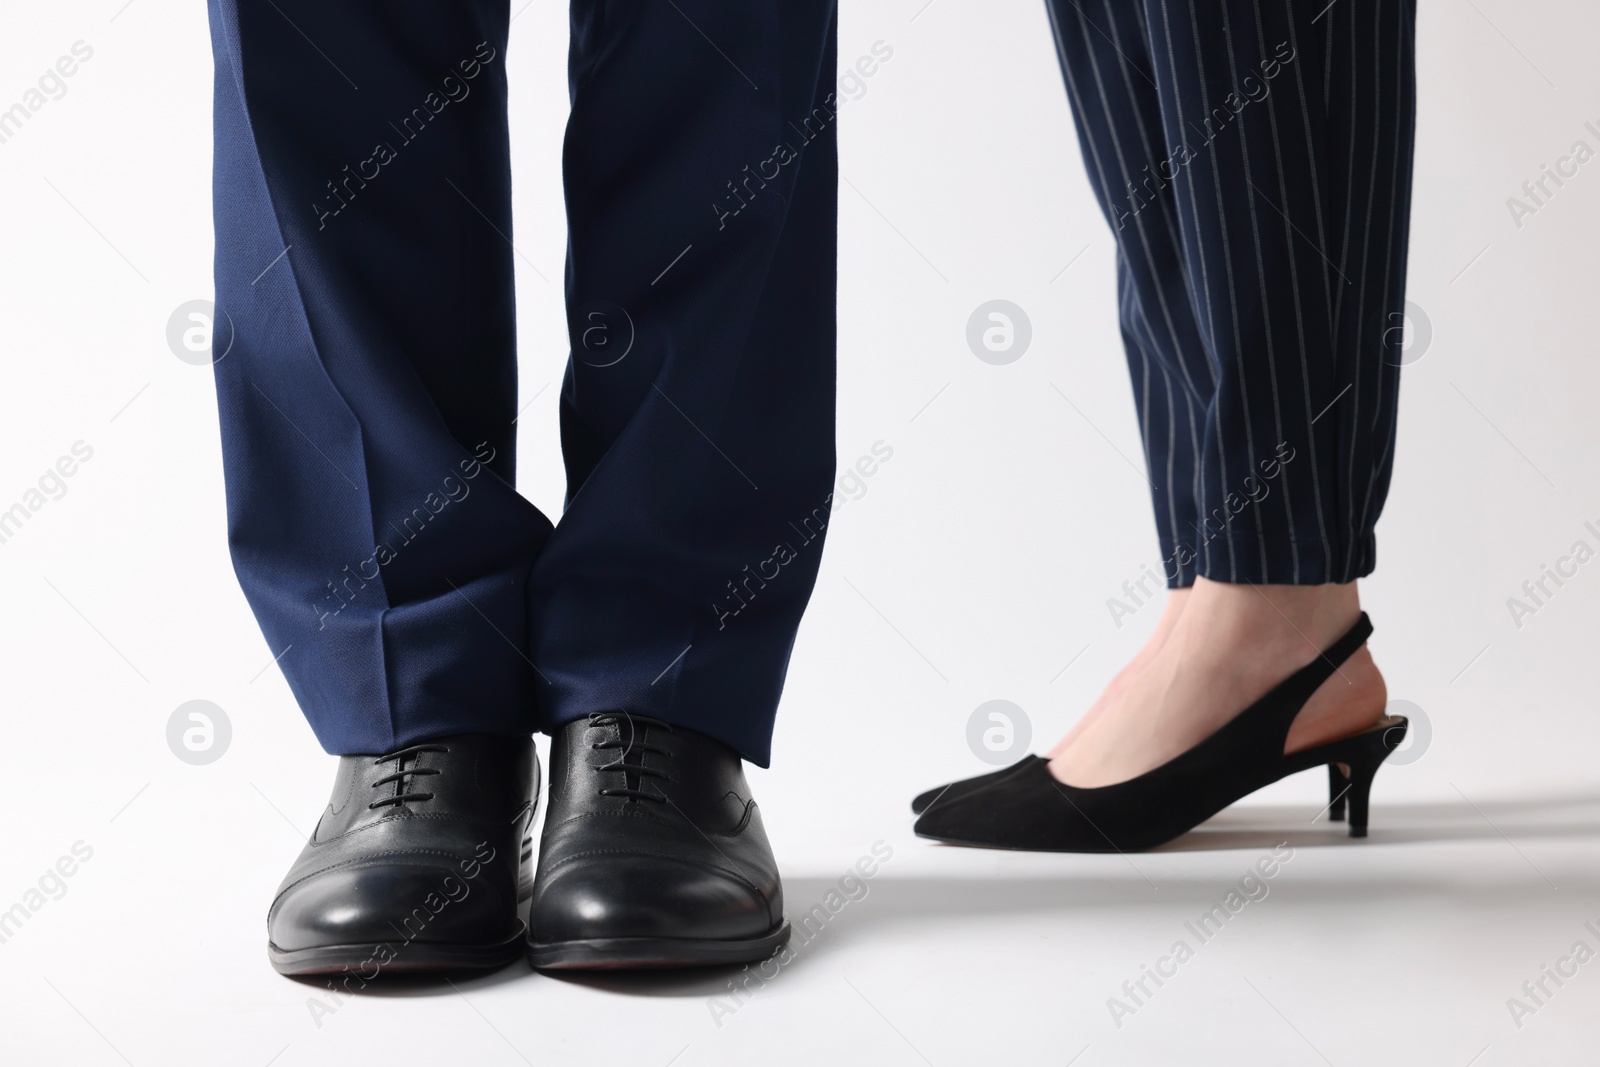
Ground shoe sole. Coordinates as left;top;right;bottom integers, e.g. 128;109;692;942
527;920;791;970
268;924;529;977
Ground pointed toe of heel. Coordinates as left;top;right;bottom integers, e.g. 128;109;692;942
909;756;1040;816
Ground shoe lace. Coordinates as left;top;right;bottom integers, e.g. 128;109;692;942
367;743;449;809
589;712;672;803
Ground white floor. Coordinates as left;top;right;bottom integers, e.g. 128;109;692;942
5;733;1600;1066
6;0;1600;1063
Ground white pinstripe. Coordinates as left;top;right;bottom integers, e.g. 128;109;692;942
1218;7;1284;580
1184;0;1255;580
1057;1;1212;406
1253;0;1335;579
1100;0;1207;581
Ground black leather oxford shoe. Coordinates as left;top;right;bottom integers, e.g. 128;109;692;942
267;734;539;976
527;713;788;969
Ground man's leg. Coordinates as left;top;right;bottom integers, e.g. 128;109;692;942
530;0;840;768
211;0;545;975
526;0;839;969
211;0;548;753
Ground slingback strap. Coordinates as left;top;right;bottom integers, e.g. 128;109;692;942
1235;612;1375;756
1308;612;1374;690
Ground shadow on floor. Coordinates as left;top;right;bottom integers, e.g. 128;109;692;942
295;789;1600;999
1150;787;1600;851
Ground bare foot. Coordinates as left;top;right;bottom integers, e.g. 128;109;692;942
1049;578;1386;788
1045;588;1190;760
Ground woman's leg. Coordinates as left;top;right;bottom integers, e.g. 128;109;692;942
1043;0;1415;786
1045;587;1189;760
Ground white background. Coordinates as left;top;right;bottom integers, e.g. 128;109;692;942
2;1;1599;1064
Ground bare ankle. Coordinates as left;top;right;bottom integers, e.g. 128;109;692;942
1183;578;1363;658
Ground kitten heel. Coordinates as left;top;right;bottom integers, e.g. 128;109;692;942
1330;721;1406;838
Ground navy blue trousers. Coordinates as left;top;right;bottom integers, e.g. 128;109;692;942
208;0;839;763
1047;0;1416;585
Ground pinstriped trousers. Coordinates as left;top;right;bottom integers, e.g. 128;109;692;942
1047;0;1416;586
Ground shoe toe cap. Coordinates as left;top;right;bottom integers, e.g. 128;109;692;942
530;852;775;944
909;785;944;815
913;789;997;841
914;775;1061;849
269;860;515;953
911;757;1038;816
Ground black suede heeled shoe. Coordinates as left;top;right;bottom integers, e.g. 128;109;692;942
913;614;1406;852
910;757;1034;816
